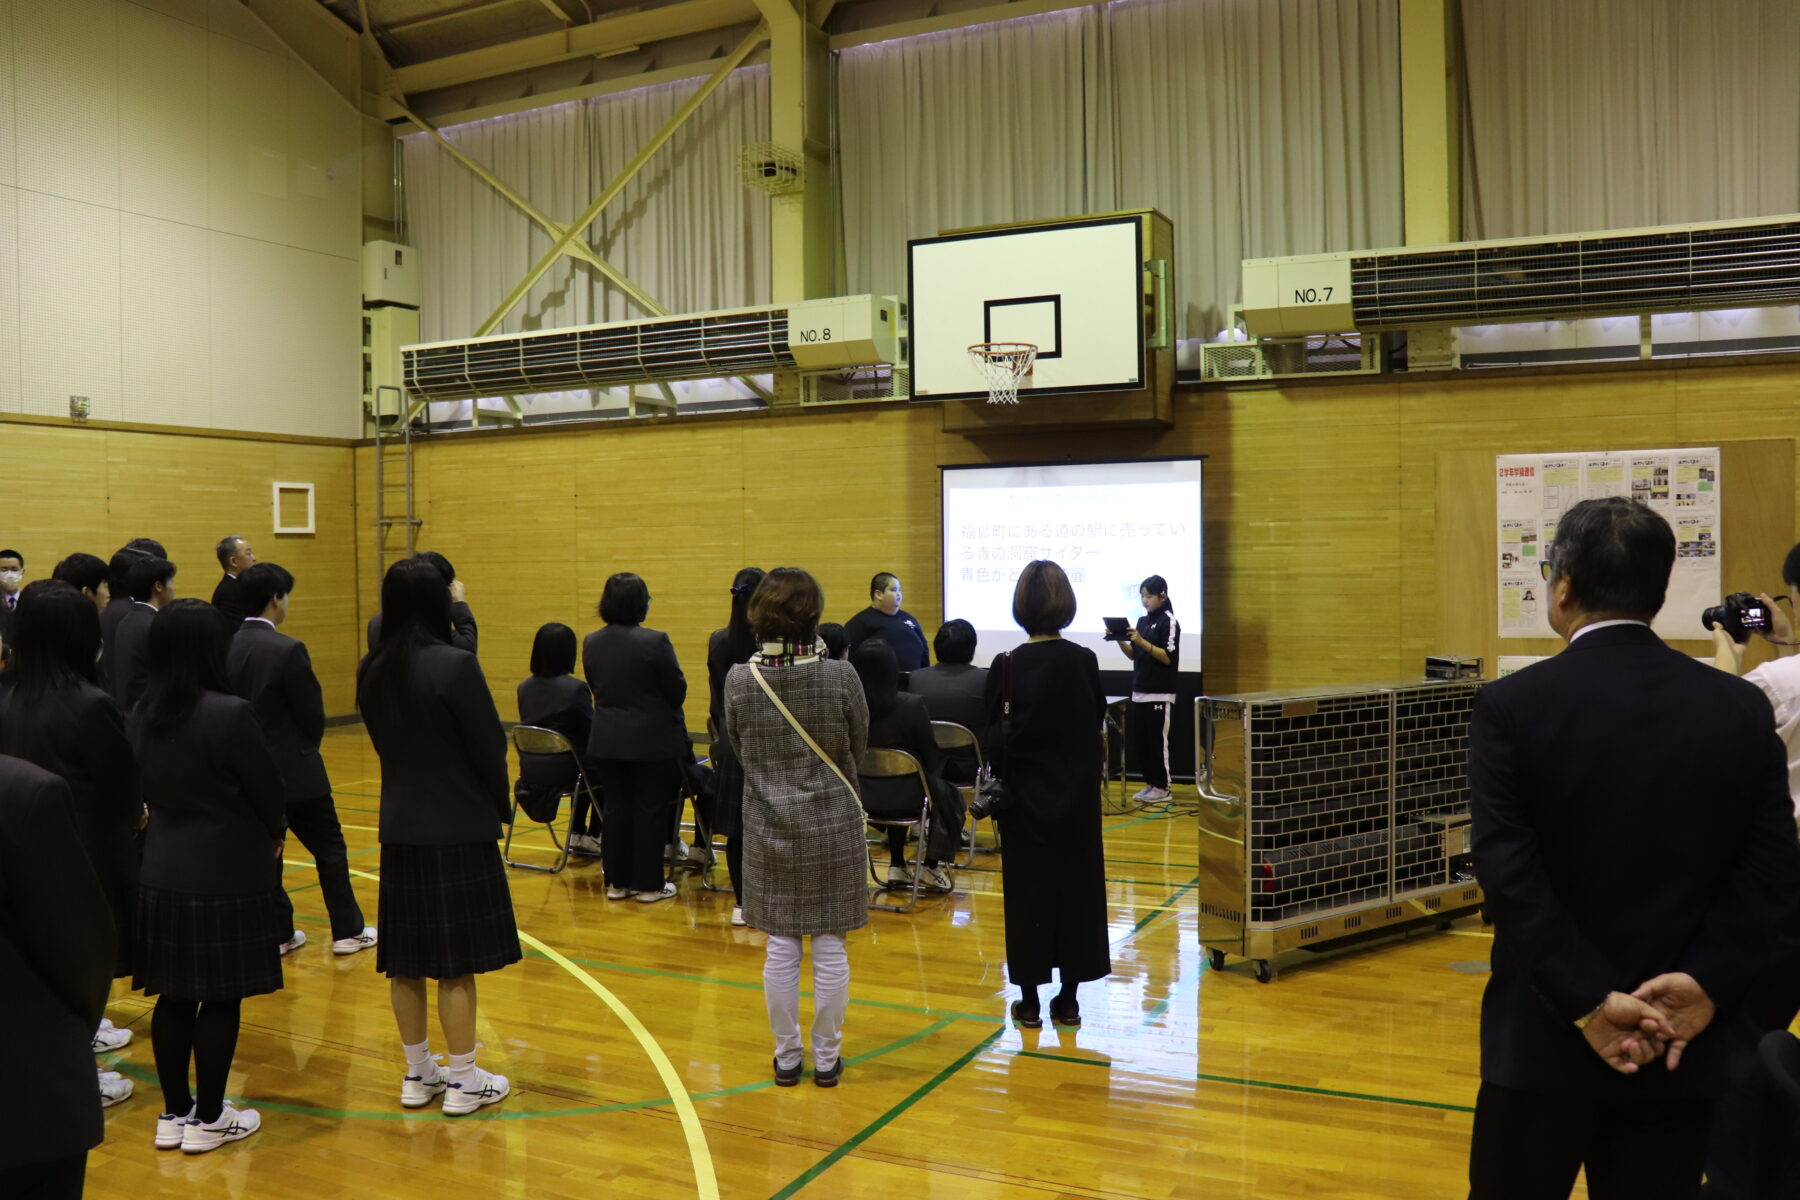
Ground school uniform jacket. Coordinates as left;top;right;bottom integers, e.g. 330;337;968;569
110;601;158;713
582;624;689;762
226;618;331;803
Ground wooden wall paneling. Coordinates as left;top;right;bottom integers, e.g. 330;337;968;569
269;441;360;714
0;424;115;565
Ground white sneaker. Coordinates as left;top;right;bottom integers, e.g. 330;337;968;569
332;926;378;956
1140;786;1171;802
442;1069;509;1116
181;1104;260;1153
605;886;632;900
98;1068;134;1107
731;905;747;927
886;865;914;887
278;929;307;956
635;882;678;903
154;1110;192;1149
1130;785;1156;802
400;1061;448;1108
569;834;601;856
93;1017;132;1053
917;864;953;892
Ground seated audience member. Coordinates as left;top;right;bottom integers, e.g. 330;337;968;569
112;556;176;712
516;622;600;856
52;553;110;609
0;548;23;645
850;639;966;892
228;563;375;957
0;755;118;1199
905;619;989;782
368;551;476;654
844;573;930;669
817;622;848;661
210;535;256;632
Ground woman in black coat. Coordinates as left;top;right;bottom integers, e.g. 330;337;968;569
583;572;689;903
850;639;965;893
359;558;517;1116
985;560;1111;1029
517;622;599;855
131;599;287;1152
706;567;763;924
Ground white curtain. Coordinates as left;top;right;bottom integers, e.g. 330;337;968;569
838;0;1404;337
403;67;771;342
1462;0;1800;239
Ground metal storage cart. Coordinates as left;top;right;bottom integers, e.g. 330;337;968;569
1195;678;1486;982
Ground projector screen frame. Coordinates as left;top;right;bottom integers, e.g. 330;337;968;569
939;455;1206;672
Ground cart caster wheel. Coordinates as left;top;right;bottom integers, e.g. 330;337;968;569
1254;960;1274;984
1208;948;1227;971
1436;919;1454;932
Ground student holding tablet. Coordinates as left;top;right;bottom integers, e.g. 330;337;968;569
1112;575;1178;803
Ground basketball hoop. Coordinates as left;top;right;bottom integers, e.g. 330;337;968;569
968;342;1037;405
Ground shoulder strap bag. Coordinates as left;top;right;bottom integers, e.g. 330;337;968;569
747;663;863;807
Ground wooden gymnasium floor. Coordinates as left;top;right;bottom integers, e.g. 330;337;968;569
84;727;1505;1200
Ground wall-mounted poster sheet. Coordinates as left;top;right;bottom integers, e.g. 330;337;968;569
1496;447;1720;640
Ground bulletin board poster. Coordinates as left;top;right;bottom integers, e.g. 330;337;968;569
1495;448;1720;640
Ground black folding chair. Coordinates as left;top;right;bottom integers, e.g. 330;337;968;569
931;720;996;863
506;725;599;874
858;747;936;914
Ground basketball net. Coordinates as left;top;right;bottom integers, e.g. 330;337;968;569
968;343;1037;405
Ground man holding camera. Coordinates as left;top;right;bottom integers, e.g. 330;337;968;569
1711;544;1800;834
1468;497;1800;1200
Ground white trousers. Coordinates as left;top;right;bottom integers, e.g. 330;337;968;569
763;932;850;1071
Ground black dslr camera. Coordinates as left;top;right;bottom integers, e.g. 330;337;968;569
1701;592;1773;641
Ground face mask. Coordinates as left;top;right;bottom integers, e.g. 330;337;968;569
0;571;21;591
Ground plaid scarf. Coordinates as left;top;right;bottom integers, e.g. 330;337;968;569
753;638;824;667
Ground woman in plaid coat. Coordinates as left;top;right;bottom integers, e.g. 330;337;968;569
725;567;868;1088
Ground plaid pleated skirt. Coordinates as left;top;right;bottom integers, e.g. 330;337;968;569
376;841;522;980
133;885;285;1003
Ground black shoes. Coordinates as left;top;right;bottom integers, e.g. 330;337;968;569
813;1059;843;1088
1010;1000;1043;1029
1048;997;1082;1028
773;1057;802;1087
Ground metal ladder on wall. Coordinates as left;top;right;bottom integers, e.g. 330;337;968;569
372;385;420;578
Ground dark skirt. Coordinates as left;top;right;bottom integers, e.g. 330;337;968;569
376;841;521;980
133;885;285;1003
995;777;1112;988
705;746;744;839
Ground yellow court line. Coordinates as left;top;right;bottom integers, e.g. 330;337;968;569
328;862;721;1200
1447;930;1495;939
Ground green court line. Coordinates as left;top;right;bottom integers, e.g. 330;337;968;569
1017;1049;1111;1068
102;1018;958;1122
955;863;1193;888
1103;814;1174;833
766;1028;1006;1200
1010;1052;1475;1115
1113;875;1199;944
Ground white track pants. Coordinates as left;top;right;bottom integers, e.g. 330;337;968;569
764;932;850;1071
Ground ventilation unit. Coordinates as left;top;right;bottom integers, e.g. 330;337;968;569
403;295;904;405
1241;214;1800;337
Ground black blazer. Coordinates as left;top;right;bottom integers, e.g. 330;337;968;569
110;601;157;713
582;624;688;761
0;592;16;647
906;662;989;780
1470;623;1800;1100
132;692;286;895
0;680;137;853
362;642;509;845
864;692;954;816
0;756;115;1170
227;619;330;803
367;602;478;655
211;572;247;630
98;595;135;693
517;673;593;750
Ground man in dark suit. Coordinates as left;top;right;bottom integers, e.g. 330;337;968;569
1468;497;1800;1200
227;563;374;958
0;755;118;1199
111;556;176;713
905;618;989;782
367;551;476;654
0;548;25;648
210;534;256;632
99;540;165;696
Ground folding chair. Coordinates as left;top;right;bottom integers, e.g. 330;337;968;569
858;747;935;914
931;720;997;863
506;725;598;874
668;748;727;891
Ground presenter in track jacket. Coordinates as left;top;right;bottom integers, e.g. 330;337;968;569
1114;574;1178;803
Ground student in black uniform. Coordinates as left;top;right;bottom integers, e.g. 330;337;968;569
227;563;375;958
112;555;176;713
906;619;989;782
843;573;929;670
852;639;966;892
1113;574;1179;803
706;567;764;924
516;621;599;856
131;599;287;1153
582;572;689;903
366;550;476;654
98;540;165;695
0;754;117;1200
0;580;141;1110
358;558;516;1116
816;622;848;661
51;553;110;608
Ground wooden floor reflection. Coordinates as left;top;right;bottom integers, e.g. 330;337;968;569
84;729;1501;1199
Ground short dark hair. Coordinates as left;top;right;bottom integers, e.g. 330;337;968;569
598;572;650;625
1547;498;1674;617
869;572;897;600
415;551;457;586
934;619;977;664
750;568;824;643
1783;541;1800;590
52;553;108;595
816;621;847;660
1012;559;1077;635
107;549;147;595
126;556;177;602
215;535;246;570
237;562;294;616
0;549;21;566
530;622;577;676
124;537;166;558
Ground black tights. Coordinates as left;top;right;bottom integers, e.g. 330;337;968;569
1016;980;1078;1015
152;996;241;1123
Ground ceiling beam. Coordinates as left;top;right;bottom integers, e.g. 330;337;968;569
383;0;521;36
827;0;1106;50
391;0;760;95
243;0;362;103
533;0;588;22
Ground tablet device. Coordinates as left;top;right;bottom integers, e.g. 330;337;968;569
1102;616;1133;639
